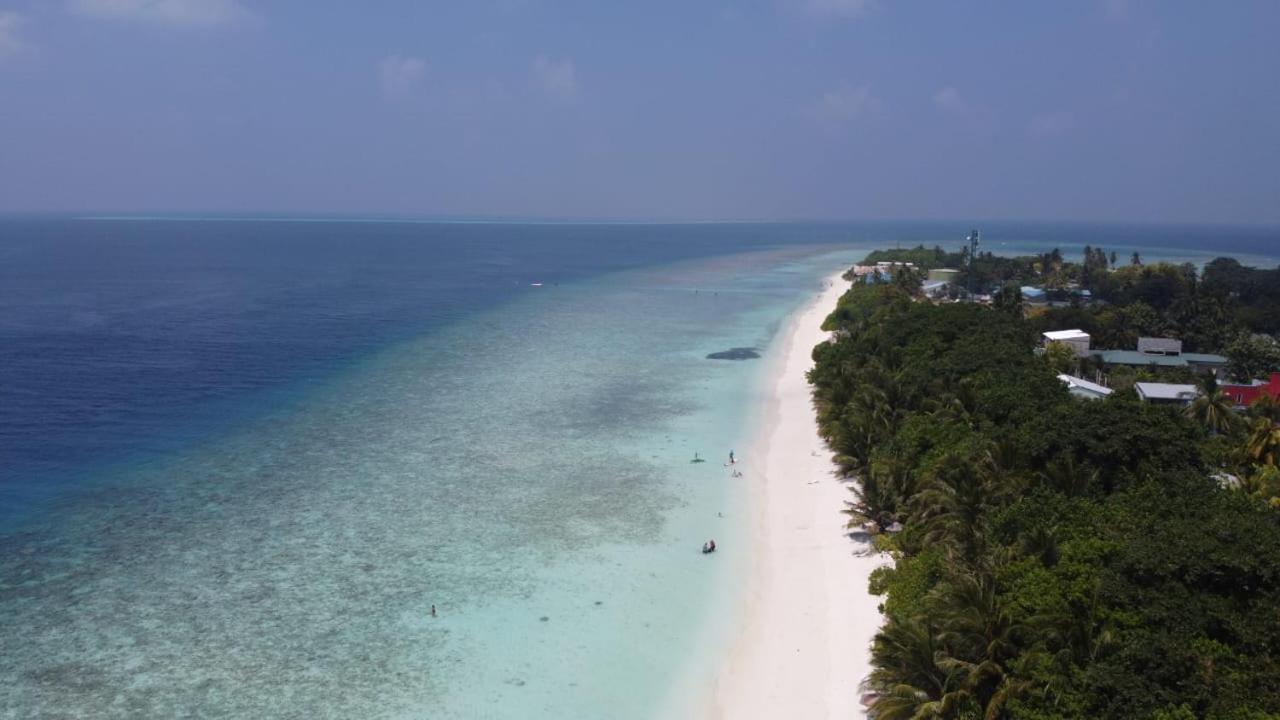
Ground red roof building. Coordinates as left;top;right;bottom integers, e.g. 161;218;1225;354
1222;373;1280;407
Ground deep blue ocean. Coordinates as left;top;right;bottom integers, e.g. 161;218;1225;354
3;217;1275;524
0;217;1276;718
0;218;843;522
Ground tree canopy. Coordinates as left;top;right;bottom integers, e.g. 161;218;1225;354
811;267;1280;720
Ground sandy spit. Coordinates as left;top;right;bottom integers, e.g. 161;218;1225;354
710;273;889;720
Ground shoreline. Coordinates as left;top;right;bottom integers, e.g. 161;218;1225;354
710;272;888;719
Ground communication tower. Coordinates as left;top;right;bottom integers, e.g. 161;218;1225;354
967;229;980;296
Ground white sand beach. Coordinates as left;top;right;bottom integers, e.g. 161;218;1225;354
711;274;888;719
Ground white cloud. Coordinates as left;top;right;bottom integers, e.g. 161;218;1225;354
68;0;252;27
531;55;578;99
812;85;882;125
804;0;873;19
380;54;426;100
0;11;24;59
1028;111;1076;138
933;86;965;113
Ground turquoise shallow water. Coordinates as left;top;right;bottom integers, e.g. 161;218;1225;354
3;218;1276;719
0;244;866;719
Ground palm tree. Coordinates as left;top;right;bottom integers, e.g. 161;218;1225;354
982;439;1026;483
1037;456;1096;498
870;684;976;720
1034;583;1116;668
934;573;1035;719
1023;584;1116;708
935;573;1023;670
845;453;915;531
1020;525;1060;567
1247;417;1280;466
869;575;1032;720
844;470;894;532
983;678;1034;720
911;452;1021;565
911;464;993;564
1240;465;1280;507
1250;393;1280;424
868;615;974;720
1184;387;1240;435
923;383;980;430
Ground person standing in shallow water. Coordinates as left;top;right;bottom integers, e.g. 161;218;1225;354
431;605;437;618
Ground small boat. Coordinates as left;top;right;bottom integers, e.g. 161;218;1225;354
530;283;543;287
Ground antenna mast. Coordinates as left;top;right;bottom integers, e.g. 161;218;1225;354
967;229;980;297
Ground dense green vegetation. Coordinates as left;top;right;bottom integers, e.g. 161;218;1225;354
860;245;1109;296
1030;258;1280;379
867;244;1280;380
810;271;1280;719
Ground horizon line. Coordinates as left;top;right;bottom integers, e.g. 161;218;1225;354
0;211;1277;231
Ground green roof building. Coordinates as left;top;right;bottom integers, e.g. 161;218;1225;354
1092;349;1227;376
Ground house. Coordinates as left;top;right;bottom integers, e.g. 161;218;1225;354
1091;346;1228;378
850;261;916;283
1057;374;1113;401
1057;283;1094;304
922;280;950;298
1134;382;1200;405
1137;337;1182;356
1093;349;1188;370
1179;353;1228;376
1042;329;1091;358
1023;284;1093;307
1221;373;1280;407
927;268;962;283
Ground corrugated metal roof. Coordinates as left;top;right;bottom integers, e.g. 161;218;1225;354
1093;350;1188;367
1057;374;1113;396
1135;382;1200;401
1043;329;1089;341
1181;352;1228;364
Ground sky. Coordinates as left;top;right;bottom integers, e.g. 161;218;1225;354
0;0;1277;223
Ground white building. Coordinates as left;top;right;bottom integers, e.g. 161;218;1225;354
922;280;950;298
1134;382;1200;406
1057;374;1113;401
1042;329;1092;358
849;261;916;279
